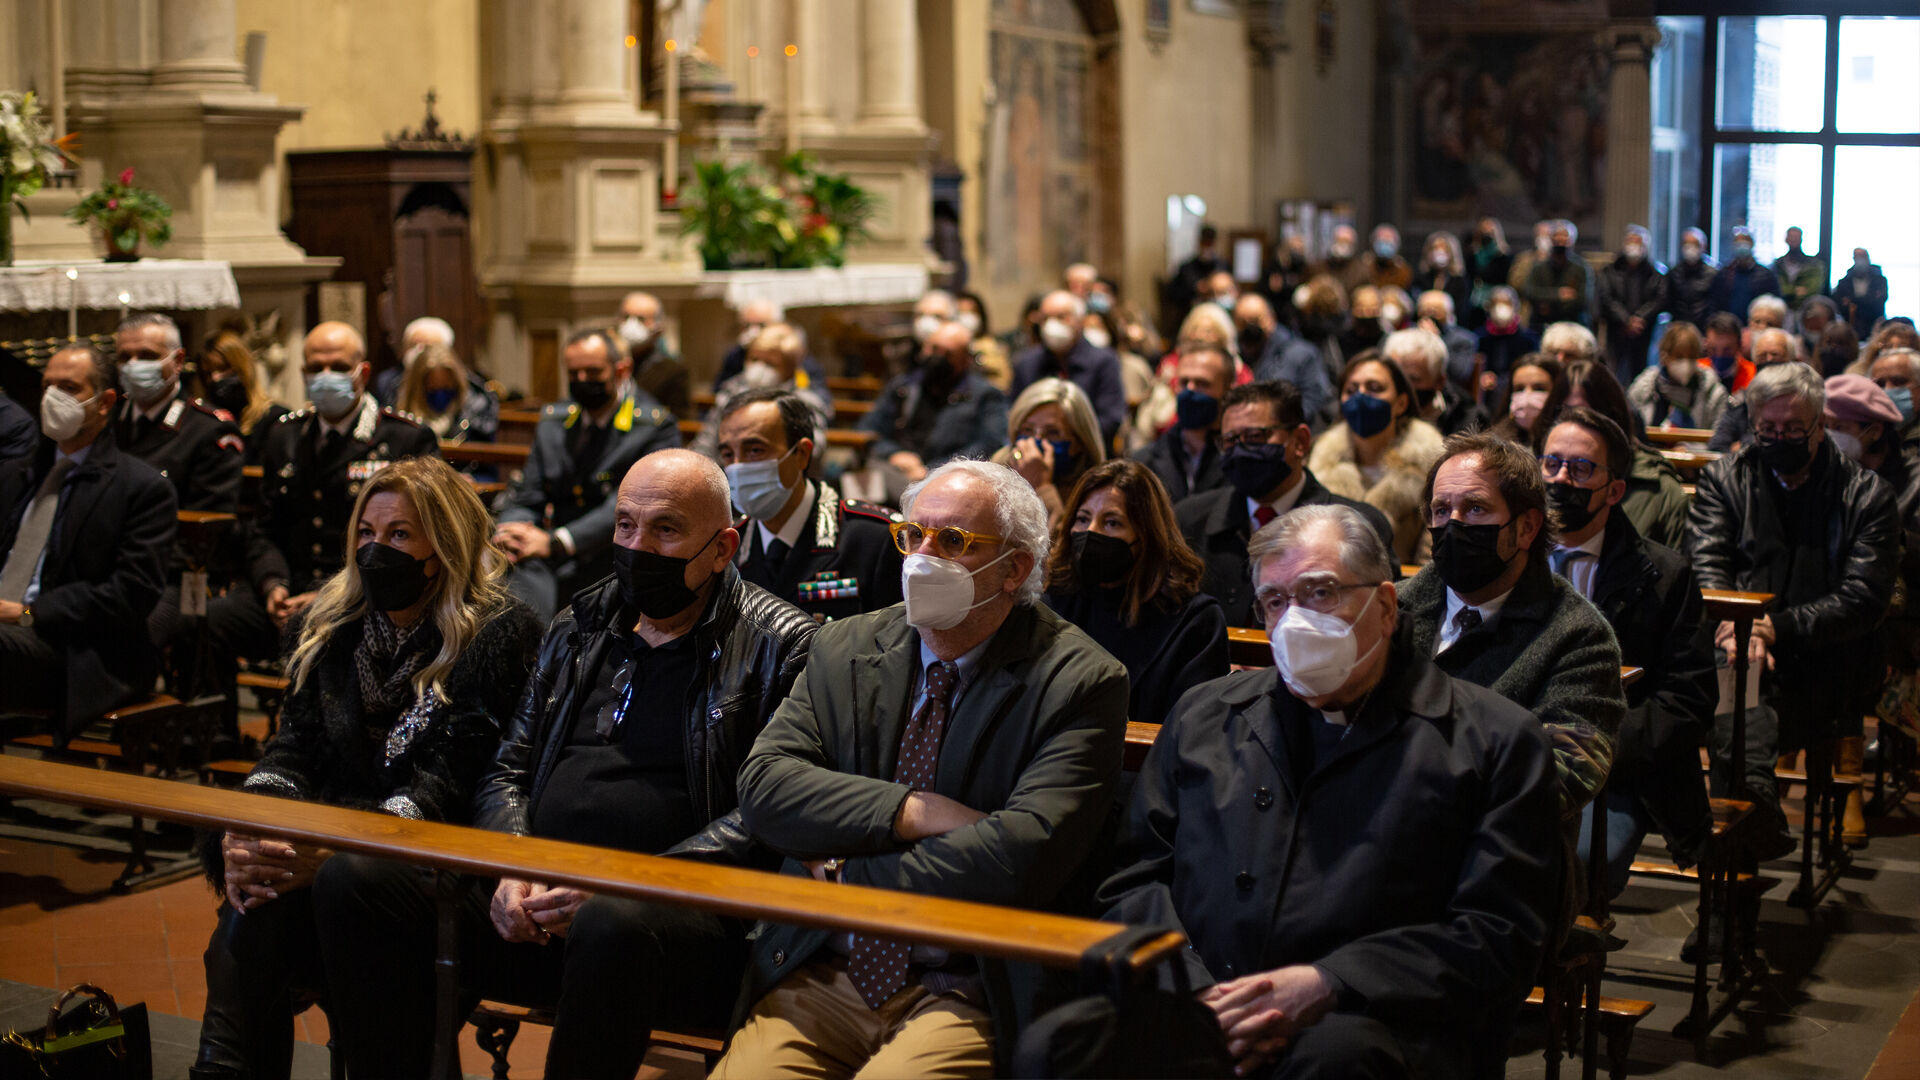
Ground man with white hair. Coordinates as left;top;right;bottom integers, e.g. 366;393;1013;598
1011;288;1126;446
1062;263;1098;300
713;459;1128;1079
1414;289;1479;392
619;290;691;417
111;313;244;515
1385;327;1485;437
1540;321;1599;367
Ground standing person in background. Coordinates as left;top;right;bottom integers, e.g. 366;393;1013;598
1262;233;1312;326
1170;224;1228;320
1507;220;1554;325
1667;228;1718;331
1708;226;1781;321
1773;226;1826;312
1599;225;1668;387
1523;220;1593;329
1837;248;1891;341
1464;217;1513;329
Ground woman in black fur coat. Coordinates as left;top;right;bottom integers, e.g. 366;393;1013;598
193;456;543;1080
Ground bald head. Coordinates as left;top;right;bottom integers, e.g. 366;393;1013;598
306;321;365;362
613;449;740;623
621;449;734;537
620;291;662;322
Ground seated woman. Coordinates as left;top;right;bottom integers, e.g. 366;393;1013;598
1626;321;1729;432
1543;358;1692;550
199;329;287;466
397;342;499;445
1307;352;1446;564
1486;353;1563;446
193;455;543;1080
994;376;1107;531
1043;459;1228;727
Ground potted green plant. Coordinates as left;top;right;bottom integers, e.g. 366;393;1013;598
680;154;880;271
679;161;775;271
67;167;172;262
0;91;76;268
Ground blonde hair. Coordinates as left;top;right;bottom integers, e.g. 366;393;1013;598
205;331;273;435
1177;303;1237;361
999;377;1108;468
285;456;512;705
396;343;468;420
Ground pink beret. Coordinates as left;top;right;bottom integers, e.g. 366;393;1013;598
1825;374;1903;426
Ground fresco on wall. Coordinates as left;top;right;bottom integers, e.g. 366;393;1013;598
985;0;1095;295
1408;32;1612;237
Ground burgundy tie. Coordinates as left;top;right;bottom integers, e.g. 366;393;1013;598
846;660;958;1008
1253;504;1278;529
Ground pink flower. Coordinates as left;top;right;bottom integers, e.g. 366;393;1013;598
107;198;119;210
119;167;135;186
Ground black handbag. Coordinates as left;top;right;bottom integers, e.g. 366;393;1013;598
0;984;152;1079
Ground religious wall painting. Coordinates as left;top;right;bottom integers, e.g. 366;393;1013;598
986;0;1099;292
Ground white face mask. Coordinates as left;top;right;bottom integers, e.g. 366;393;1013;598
956;312;982;335
742;360;782;388
40;387;95;443
1429;249;1451;270
902;549;1014;630
1270;585;1384;699
913;314;945;344
1040;317;1078;353
1623;243;1646;263
725;444;801;521
1508;388;1549;429
1535;235;1553;255
738;325;763;349
1829;429;1865;462
619;316;653;348
1381;304;1404;326
1663;360;1696;384
1490;303;1516;325
1083;327;1112;351
119;359;173;407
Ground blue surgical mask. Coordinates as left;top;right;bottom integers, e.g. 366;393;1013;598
1887;386;1915;425
425;387;459;413
1341;391;1395;439
306;370;360;420
1175;388;1220;430
119;359;171;406
1374;239;1398;259
1087;292;1113;315
1050;440;1078;486
1733;242;1754;260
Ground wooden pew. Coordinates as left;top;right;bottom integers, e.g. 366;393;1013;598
1643;427;1715;448
0;756;1185;1077
1660;448;1720;478
826;375;885;398
441;440;530;467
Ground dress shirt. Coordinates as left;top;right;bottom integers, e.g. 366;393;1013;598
23;444;93;604
1436;585;1513;655
1549;529;1606;600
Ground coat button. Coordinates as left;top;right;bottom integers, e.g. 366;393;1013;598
1254;787;1274;811
772;949;787;967
312;516;325;527
1235;871;1255;891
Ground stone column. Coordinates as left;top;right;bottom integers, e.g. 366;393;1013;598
151;0;248;92
857;0;924;132
1602;23;1662;246
557;0;629;109
791;0;834;133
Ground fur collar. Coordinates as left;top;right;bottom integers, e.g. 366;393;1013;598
1307;418;1446;527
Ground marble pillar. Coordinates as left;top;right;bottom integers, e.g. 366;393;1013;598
151;0;248;91
556;0;630;111
1602;23;1662;247
857;0;924;133
790;0;834;135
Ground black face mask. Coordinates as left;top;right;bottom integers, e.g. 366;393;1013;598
1756;434;1814;475
357;542;436;612
1546;482;1603;533
1071;530;1134;587
1429;519;1515;595
570;377;613;411
1222;442;1294;502
207;374;248;418
612;529;721;619
1237;327;1269;363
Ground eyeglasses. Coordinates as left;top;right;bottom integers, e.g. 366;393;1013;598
1539;454;1604;484
1256;573;1380;617
1220;425;1286;452
1752;422;1813;441
594;660;635;741
889;520;1005;559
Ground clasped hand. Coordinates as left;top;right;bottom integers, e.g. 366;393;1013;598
222;832;333;912
1200;965;1335;1076
491;877;588;943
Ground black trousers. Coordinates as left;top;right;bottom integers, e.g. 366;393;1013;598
151;582;281;738
0;622;61;716
312;852;747;1080
1267;1013;1409;1080
195;889;326;1079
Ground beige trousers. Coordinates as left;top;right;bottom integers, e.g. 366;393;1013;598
712;958;994;1080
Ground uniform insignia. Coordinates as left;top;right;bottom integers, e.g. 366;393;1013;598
351;396;380;443
216;433;245;454
189;398;236;424
162;399;186;429
280;409;308;422
843;499;902;524
278;463;298;479
348;460;390;482
613;396;636;433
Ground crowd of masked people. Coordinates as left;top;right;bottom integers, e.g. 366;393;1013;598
0;204;1912;1077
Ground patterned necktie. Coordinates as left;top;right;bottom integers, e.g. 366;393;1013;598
1452;606;1482;636
0;458;77;603
847;660;959;1009
1550;548;1591;578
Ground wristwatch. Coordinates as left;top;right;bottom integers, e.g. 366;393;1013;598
16;605;31;628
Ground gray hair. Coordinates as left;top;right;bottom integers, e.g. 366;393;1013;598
1383;328;1447;382
1248;504;1395;586
1752;327;1795;359
117;312;181;352
1044;289;1087;322
902;459;1051;606
403;316;455;348
1745;360;1825;417
1540;321;1598;361
1876;347;1920;385
1748;294;1788;326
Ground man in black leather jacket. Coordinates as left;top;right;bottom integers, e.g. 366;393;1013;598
314;449;817;1079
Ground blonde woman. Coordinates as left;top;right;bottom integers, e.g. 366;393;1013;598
194;456;542;1079
993;376;1106;530
201;330;287;463
396;342;497;443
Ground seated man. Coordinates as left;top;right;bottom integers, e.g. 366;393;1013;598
1177;381;1392;626
718;387;903;621
1134;341;1233;503
1542;409;1715;897
255;322;440;627
0;389;33;466
1096;504;1557;1080
1242;294;1335;427
693;323;834;459
0;345;176;742
314;449;818;1079
714;298;828;390
1386;327;1487;437
495;328;678;621
860;319;1007;489
1689;362;1896;857
619;289;691;418
713;460;1128;1079
1011;289;1127;447
1398;432;1625;815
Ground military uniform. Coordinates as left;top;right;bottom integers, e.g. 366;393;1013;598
497;391;678;620
734;480;903;624
256;394;440;595
113;391;244;514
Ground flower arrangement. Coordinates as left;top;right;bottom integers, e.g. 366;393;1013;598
681;153;878;272
67;167;172;261
0;91;78;266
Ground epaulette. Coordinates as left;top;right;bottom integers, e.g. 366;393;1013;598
541;401;568;418
635;403;669;427
731;512;750;530
380;406;427;427
186;397;236;425
280;408;310;422
842;498;902;524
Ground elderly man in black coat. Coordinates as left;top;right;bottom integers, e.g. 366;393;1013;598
1398;431;1625;816
1099;504;1557;1080
1010;289;1127;447
1542;409;1715;897
0;344;176;743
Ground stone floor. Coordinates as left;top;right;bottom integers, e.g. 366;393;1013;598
1;759;1915;1078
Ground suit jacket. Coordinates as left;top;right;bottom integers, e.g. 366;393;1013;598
0;392;37;466
112;390;243;514
1174;473;1394;627
256;395;441;593
1099;646;1556;1080
859;368;1008;469
736;480;904;623
1011;339;1128;447
1130;426;1225;504
1585;511;1715;863
1399;561;1625;816
0;431;176;738
735;602;1128;1039
496;392;678;586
